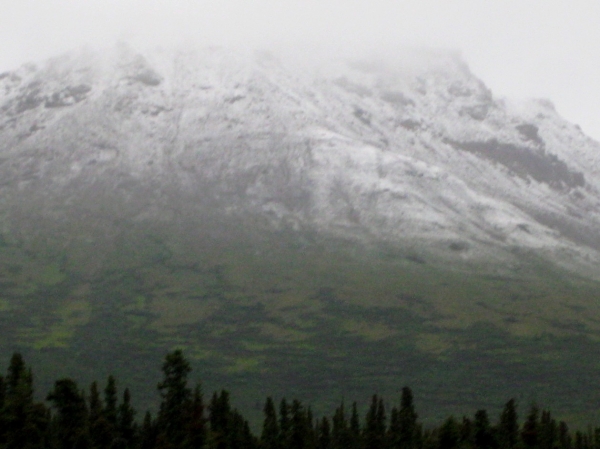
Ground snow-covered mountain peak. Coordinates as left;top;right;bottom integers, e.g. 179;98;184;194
1;44;600;278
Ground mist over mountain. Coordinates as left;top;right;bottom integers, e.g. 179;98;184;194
1;43;600;422
2;44;599;273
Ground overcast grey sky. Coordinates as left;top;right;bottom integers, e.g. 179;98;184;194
1;0;599;140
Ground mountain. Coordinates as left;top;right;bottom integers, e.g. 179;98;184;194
1;43;600;422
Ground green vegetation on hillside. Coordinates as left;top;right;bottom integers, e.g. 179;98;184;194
0;225;599;424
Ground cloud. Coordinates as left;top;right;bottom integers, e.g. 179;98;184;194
1;0;599;139
0;1;480;66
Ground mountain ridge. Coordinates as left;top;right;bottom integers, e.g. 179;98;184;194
1;43;599;277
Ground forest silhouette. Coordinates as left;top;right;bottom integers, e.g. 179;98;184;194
0;350;592;449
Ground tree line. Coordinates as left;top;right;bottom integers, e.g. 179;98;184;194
0;350;596;449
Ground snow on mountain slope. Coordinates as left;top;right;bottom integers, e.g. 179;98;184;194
1;44;599;275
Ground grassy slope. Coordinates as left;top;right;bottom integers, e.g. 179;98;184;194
0;223;599;427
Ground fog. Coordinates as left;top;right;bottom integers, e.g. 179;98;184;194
2;0;600;140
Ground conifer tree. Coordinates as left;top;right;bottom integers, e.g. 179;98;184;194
209;390;233;449
306;406;316;449
279;398;291;449
399;387;419;449
363;395;386;449
474;410;495;449
350;402;360;431
349;401;361;449
377;397;386;438
497;399;519;449
521;405;539;449
6;353;26;392
332;401;350;449
88;381;102;426
47;378;90;449
317;417;331;449
139;411;157;449
460;416;473;449
538;410;557;449
2;353;48;449
574;432;586;449
243;413;259;449
0;374;5;447
185;384;207;449
557;421;571;449
421;428;438;449
229;410;246;449
104;375;118;428
157;349;193;447
89;381;113;449
290;399;309;449
593;428;600;449
0;374;5;408
229;409;257;449
439;416;460;449
260;397;279;449
117;388;136;446
388;406;402;449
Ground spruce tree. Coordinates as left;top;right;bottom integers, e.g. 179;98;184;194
89;381;113;449
117;388;136;446
289;399;309;449
260;397;280;449
538;410;557;449
228;409;257;449
363;395;385;449
317;417;331;449
422;429;438;449
460;416;473;449
349;401;361;449
209;390;233;449
574;432;586;449
388;406;402;449
332;401;350;449
157;350;193;447
399;387;419;449
439;416;460;449
377;397;386;441
557;421;571;449
243;413;259;449
497;399;519;449
521;405;539;449
88;382;102;426
47;378;90;449
3;354;48;449
139;412;157;449
306;407;316;449
593;428;600;449
229;410;246;449
185;384;207;449
6;353;26;392
473;410;495;449
279;398;291;449
104;375;118;428
0;374;5;447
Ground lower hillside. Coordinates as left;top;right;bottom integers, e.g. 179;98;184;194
1;224;600;425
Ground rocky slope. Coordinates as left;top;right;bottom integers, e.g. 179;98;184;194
1;43;599;278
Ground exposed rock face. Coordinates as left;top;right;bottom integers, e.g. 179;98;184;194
1;44;599;275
